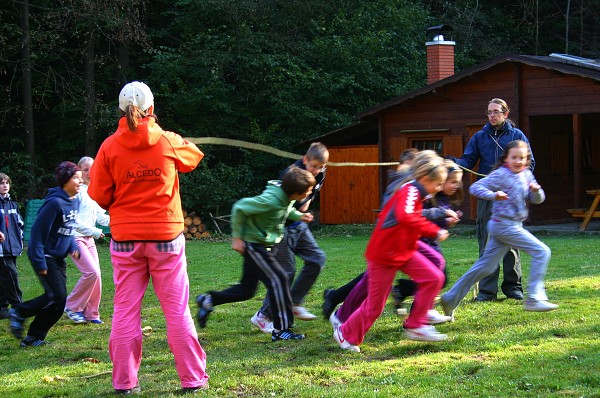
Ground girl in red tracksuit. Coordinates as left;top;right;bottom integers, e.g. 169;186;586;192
333;152;450;352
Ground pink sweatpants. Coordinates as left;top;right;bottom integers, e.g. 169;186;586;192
109;235;208;390
66;236;102;320
336;241;445;323
341;249;445;346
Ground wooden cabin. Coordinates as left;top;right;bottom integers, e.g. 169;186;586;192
315;47;600;225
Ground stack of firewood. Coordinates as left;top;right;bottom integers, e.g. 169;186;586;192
183;210;211;240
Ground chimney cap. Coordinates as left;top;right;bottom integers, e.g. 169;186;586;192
426;25;454;44
427;25;453;33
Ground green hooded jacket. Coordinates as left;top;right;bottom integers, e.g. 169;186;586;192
231;180;303;245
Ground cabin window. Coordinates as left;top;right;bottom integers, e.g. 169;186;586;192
411;139;443;154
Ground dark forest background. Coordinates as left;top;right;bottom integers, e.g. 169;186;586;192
1;0;599;215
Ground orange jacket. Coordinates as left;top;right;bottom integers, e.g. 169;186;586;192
88;116;203;241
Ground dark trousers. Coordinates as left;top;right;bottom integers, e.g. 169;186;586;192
0;256;22;308
15;257;67;340
476;199;522;297
328;272;365;309
209;242;294;331
260;222;326;317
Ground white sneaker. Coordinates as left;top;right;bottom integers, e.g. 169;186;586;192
293;306;317;321
404;325;447;342
329;310;342;329
65;309;87;324
333;326;360;352
250;311;274;333
426;309;453;325
523;299;559;312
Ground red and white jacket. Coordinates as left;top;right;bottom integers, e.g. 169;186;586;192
365;180;440;267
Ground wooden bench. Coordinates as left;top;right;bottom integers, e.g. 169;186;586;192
567;189;600;231
567;208;600;218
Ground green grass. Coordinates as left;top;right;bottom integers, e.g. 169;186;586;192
1;226;599;397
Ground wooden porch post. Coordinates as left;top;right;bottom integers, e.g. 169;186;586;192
573;114;582;207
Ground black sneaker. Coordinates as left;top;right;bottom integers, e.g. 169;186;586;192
0;307;10;319
181;383;209;394
114;385;141;395
271;329;305;341
473;293;497;302
195;294;213;328
505;290;524;300
322;288;336;320
391;285;405;309
9;308;25;339
20;335;47;347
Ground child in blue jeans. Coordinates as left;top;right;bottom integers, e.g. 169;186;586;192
441;140;558;319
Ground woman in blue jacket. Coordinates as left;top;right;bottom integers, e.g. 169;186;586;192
448;98;534;302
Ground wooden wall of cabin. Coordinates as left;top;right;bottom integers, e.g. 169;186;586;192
376;62;600;223
319;145;380;224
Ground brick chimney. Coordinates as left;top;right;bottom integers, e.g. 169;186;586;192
426;25;455;84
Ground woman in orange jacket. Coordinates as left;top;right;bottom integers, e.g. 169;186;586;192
88;81;208;394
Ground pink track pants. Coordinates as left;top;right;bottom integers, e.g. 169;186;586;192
341;248;445;346
109;235;208;390
66;236;102;320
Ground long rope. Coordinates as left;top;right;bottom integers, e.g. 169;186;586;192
456;164;487;177
186;137;486;175
185;137;400;167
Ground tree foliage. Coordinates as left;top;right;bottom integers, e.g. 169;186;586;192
1;0;599;217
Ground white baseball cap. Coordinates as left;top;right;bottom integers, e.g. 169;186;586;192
118;81;154;112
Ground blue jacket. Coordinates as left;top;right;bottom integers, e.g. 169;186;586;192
0;194;24;257
28;187;80;272
451;121;535;176
421;193;454;253
381;168;413;208
280;158;325;228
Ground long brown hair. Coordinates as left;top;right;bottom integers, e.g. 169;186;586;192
123;105;151;131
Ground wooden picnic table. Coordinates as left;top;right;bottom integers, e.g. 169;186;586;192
567;189;600;231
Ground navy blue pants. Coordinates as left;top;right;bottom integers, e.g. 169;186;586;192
15;257;67;340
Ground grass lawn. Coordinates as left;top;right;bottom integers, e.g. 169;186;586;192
1;225;599;397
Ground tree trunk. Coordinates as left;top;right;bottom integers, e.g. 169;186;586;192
84;27;96;156
20;0;35;179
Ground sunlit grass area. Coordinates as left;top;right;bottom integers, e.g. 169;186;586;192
1;226;599;397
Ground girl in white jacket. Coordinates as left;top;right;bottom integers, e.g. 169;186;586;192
65;156;110;324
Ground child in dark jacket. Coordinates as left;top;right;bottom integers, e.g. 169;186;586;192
9;162;81;347
0;173;24;320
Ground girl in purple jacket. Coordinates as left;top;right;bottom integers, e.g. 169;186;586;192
441;140;558;319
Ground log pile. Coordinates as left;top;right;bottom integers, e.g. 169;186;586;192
183;210;211;240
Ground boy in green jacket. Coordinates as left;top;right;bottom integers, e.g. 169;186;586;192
196;167;315;341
